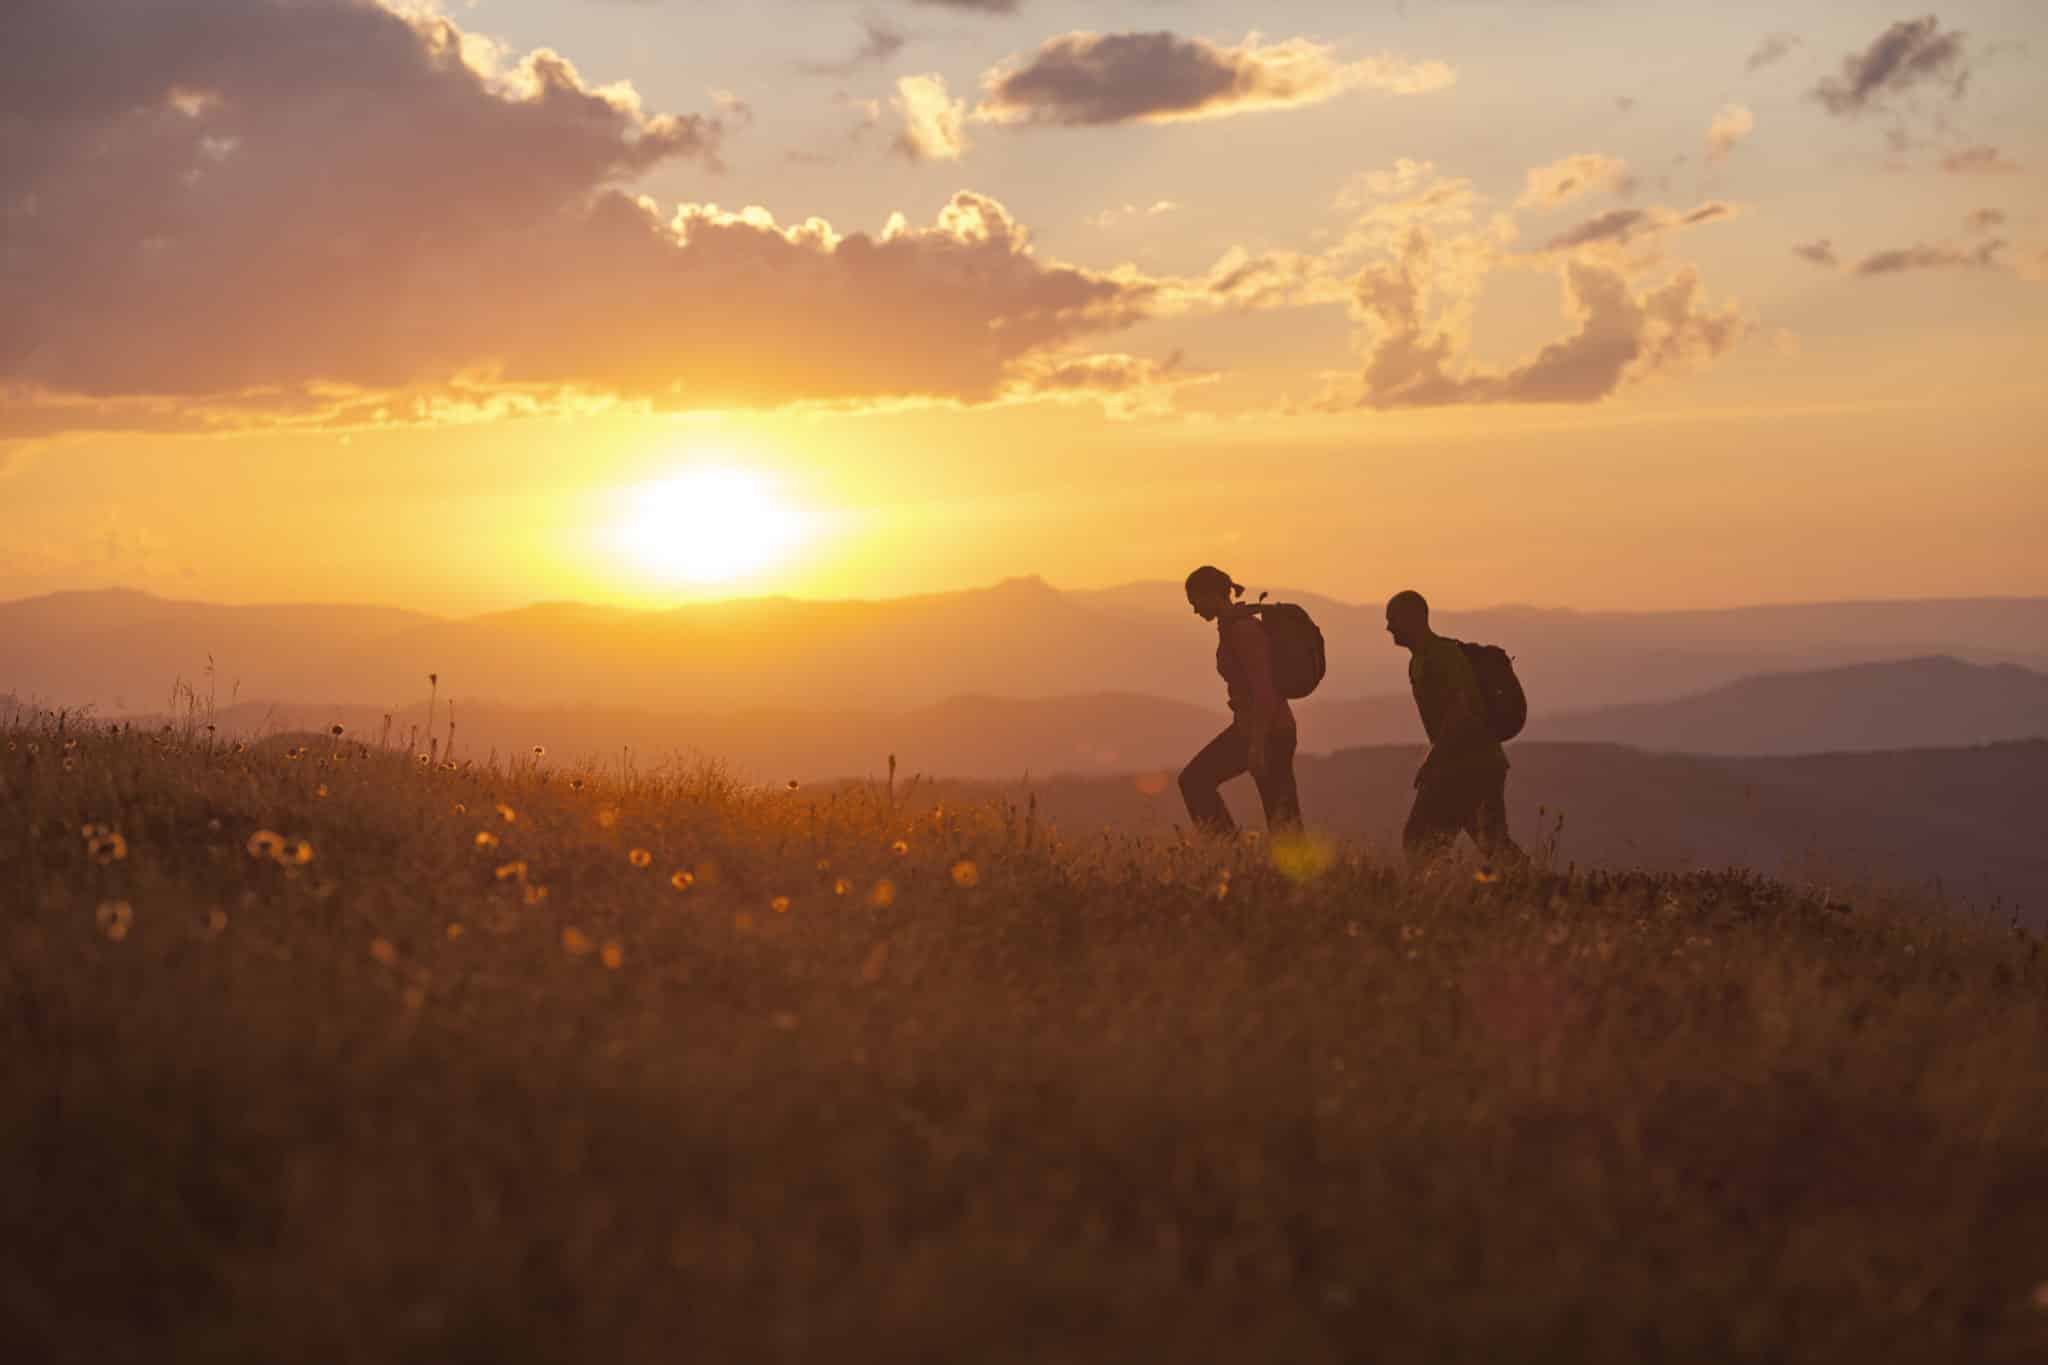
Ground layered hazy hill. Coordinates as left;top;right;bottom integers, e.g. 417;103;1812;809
31;656;2044;784
7;581;2046;717
1531;656;2048;755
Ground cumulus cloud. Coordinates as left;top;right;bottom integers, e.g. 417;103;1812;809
893;73;971;160
1317;163;1746;409
1516;154;1634;209
1347;231;1747;408
1939;144;2019;175
975;31;1453;127
1745;33;1802;74
1793;239;1840;268
1812;16;1970;116
1;2;1170;434
1852;239;2005;275
1706;104;1755;162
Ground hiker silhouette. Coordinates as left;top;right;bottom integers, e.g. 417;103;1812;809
1386;590;1524;872
1178;566;1303;836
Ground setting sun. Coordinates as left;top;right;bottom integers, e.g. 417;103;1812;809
612;465;807;585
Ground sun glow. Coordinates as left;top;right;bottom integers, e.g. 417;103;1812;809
613;464;808;585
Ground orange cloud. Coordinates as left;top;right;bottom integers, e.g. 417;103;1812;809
893;74;970;161
1516;154;1635;209
2;3;1165;436
975;32;1452;127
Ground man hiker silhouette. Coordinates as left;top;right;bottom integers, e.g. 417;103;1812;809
1386;589;1522;872
1179;566;1303;836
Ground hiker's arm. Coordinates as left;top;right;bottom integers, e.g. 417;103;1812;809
1229;618;1280;772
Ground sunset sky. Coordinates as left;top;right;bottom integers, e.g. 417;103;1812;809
4;0;2044;614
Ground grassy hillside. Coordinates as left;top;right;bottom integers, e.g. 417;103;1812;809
5;719;2048;1362
913;741;2048;923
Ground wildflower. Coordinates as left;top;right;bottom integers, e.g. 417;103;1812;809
247;830;286;860
474;831;500;850
561;927;593;956
452;802;467;815
95;900;134;942
416;753;430;766
786;779;800;791
315;784;329;799
834;876;852;896
1473;867;1501;885
276;839;314;867
600;941;624;970
370;937;398;965
286;746;305;760
532;746;545;758
62;757;76;772
950;860;979;889
1270;832;1335;884
523;884;550;906
63;738;77;751
330;724;345;737
628;848;653;869
569;778;584;793
890;839;909;856
770;895;792;913
86;831;127;865
816;858;831;872
868;878;897;908
595;807;618;830
495;803;516;823
494;860;529;882
671;870;695;891
1213;880;1230;900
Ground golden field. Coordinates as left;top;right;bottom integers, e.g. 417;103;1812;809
5;715;2047;1363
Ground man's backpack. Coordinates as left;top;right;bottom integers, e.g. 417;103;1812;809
1249;600;1327;699
1458;641;1527;741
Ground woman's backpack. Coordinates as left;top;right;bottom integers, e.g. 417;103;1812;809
1248;600;1327;699
1458;641;1528;741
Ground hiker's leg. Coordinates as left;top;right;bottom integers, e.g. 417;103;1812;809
1180;724;1248;836
1253;726;1303;832
1403;780;1462;871
1472;767;1524;870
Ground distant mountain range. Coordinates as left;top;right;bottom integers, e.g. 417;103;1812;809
23;655;2042;787
5;582;2045;720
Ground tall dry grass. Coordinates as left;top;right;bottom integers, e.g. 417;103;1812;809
4;714;2046;1363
